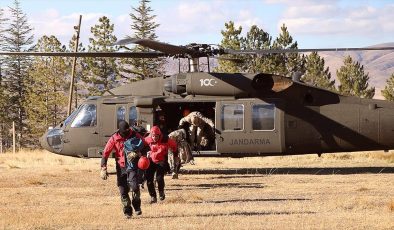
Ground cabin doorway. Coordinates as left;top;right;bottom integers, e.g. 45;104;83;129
156;102;216;151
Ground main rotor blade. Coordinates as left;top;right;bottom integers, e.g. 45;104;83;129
0;51;166;58
214;56;244;64
224;46;394;55
116;38;199;56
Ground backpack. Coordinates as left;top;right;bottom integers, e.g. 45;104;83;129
124;134;144;171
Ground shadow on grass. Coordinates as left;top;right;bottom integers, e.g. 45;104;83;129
138;210;316;219
180;167;394;175
167;182;264;191
191;197;311;204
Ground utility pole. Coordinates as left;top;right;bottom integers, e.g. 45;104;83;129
67;15;82;116
0;124;2;154
12;121;15;154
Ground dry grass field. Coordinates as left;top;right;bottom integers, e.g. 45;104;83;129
0;150;393;230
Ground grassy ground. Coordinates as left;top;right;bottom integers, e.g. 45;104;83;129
0;150;393;230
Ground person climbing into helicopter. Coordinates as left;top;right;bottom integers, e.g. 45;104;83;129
144;126;177;203
178;109;215;151
100;120;148;219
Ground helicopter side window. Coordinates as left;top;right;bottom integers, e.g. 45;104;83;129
117;106;126;128
71;104;97;128
129;106;137;126
252;104;275;130
221;104;244;131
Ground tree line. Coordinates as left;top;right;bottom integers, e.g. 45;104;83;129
0;0;394;149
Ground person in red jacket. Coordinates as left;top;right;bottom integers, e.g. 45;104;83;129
144;126;177;203
100;120;146;219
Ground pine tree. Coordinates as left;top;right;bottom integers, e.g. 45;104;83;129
120;0;162;81
0;7;9;124
302;52;335;90
85;16;118;96
381;73;394;101
271;24;305;77
215;21;243;73
3;0;34;147
26;36;69;144
240;25;272;73
0;7;8;62
337;55;375;98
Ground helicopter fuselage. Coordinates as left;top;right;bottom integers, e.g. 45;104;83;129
40;72;394;157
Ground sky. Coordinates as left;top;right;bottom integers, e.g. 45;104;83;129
1;0;394;49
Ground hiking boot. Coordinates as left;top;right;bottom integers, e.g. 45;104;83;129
135;209;142;215
150;196;157;204
159;191;165;201
172;173;178;179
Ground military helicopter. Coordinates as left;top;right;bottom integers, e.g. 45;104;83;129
2;39;394;158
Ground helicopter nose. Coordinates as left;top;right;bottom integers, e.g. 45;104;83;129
39;132;51;151
41;128;65;153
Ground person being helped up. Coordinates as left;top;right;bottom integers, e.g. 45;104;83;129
100;120;147;219
144;126;177;203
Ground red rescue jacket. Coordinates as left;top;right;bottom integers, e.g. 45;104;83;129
102;129;145;168
145;126;177;163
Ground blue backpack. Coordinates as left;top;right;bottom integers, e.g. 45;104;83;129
124;136;144;171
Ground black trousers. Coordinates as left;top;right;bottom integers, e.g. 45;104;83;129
116;162;141;215
145;158;167;198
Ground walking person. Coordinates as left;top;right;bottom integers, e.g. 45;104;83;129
144;126;177;203
100;120;147;219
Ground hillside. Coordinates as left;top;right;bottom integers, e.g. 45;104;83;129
320;42;394;99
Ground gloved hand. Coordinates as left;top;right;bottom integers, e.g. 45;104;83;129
126;151;138;162
100;167;108;180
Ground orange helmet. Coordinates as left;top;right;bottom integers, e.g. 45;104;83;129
138;156;150;170
183;108;191;117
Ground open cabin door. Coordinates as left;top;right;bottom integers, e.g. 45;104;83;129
215;99;284;155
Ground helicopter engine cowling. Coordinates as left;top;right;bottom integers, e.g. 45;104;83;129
164;72;293;97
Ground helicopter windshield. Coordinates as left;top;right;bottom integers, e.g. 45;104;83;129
64;107;80;127
71;104;97;128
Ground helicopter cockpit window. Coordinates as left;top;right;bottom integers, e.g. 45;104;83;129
64;106;80;127
117;106;126;128
221;104;244;131
129;106;137;126
71;104;97;128
252;104;275;130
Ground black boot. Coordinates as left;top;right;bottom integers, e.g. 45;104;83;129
150;196;157;204
159;190;165;201
132;191;142;215
121;195;132;218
